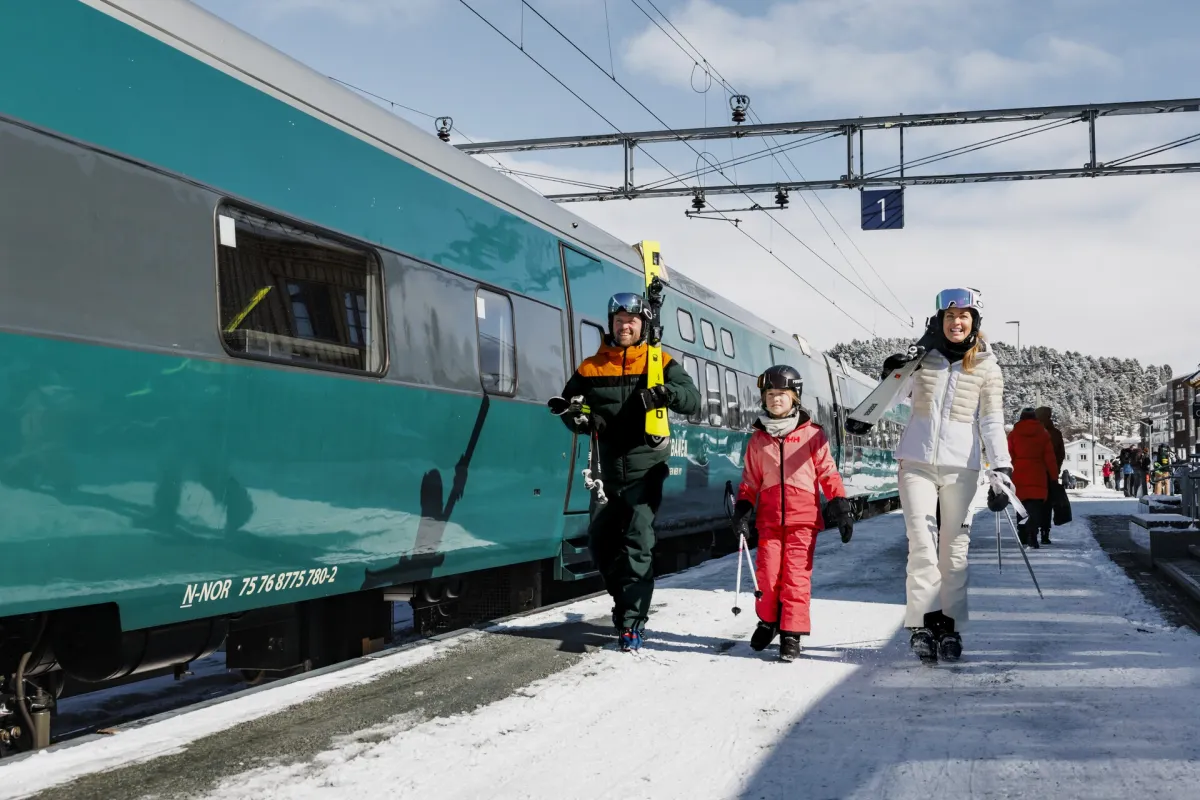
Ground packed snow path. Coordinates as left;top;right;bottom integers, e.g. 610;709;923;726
6;493;1200;800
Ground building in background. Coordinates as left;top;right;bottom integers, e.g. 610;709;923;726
1142;383;1171;455
1169;372;1198;462
1063;436;1116;484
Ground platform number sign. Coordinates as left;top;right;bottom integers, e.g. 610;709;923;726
861;188;904;230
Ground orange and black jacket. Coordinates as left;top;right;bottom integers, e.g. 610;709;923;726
558;341;700;485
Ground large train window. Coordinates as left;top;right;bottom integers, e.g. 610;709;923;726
215;205;385;374
580;321;604;360
741;373;759;428
705;362;722;426
724;369;741;429
720;329;735;358
476;288;517;395
770;344;785;365
700;320;717;351
682;355;703;424
677;309;696;342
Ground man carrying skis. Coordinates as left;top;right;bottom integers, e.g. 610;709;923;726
552;292;700;651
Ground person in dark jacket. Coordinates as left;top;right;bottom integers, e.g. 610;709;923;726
553;291;700;651
1008;408;1058;549
1035;407;1065;545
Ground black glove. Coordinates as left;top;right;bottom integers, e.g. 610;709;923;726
823;496;854;543
879;346;927;379
732;499;754;541
637;385;670;412
987;467;1013;512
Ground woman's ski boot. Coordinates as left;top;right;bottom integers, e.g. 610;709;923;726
750;622;779;652
937;631;963;662
910;628;938;664
778;633;802;662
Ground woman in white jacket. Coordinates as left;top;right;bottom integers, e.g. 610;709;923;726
881;288;1012;664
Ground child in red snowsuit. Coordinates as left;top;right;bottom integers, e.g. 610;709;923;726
732;365;854;662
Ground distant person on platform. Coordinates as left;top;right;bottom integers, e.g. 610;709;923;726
551;291;700;653
1035;407;1065;546
1008;408;1059;550
1122;458;1135;497
1102;459;1113;490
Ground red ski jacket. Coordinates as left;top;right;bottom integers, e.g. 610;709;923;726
737;413;846;531
1006;419;1058;501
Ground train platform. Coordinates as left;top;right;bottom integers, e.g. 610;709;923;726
6;491;1200;800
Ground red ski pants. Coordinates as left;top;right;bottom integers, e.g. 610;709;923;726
754;524;817;634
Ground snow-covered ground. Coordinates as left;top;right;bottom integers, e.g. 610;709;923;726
6;489;1200;799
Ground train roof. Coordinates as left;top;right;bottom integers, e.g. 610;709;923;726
96;0;820;358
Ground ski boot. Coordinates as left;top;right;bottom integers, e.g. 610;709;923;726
937;631;963;662
778;633;802;662
1040;532;1052;546
619;628;642;652
1029;533;1040;550
750;622;779;652
910;628;938;664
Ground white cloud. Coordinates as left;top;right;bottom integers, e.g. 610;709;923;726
622;0;1121;110
255;0;439;26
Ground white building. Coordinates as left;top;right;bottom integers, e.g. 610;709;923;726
1063;437;1117;484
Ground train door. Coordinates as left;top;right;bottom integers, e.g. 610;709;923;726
824;354;850;471
558;244;641;514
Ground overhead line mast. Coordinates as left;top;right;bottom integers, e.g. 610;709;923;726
455;98;1200;202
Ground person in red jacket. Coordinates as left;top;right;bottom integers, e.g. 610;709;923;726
732;365;854;662
1006;408;1059;549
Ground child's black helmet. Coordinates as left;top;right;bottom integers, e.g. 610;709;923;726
758;365;803;394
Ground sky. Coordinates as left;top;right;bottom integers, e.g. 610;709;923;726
191;0;1200;374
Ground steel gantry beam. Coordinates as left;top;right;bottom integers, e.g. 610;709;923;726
454;98;1200;203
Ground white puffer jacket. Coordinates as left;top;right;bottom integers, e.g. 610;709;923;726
894;343;1012;471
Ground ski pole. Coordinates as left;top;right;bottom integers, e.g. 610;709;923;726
1002;507;1044;599
996;513;1002;572
741;533;762;598
732;528;744;615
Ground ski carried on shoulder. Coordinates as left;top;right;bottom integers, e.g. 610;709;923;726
638;240;669;449
844;345;926;435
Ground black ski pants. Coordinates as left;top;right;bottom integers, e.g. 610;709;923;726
587;462;668;632
1020;498;1046;545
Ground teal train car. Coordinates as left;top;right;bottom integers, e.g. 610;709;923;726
0;0;904;753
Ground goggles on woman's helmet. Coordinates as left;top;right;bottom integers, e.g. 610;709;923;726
608;292;652;319
935;287;983;312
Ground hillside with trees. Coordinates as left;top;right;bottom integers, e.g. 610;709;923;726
828;338;1171;445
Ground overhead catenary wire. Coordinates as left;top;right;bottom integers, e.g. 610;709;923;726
631;0;907;322
455;0;880;336
500;0;908;330
1106;130;1200;167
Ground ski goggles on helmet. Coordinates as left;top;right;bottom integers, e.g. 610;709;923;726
757;368;803;393
935;287;983;312
608;292;652;319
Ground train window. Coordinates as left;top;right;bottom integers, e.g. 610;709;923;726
700;320;717;351
720;328;735;358
741;373;759;428
682;355;703;424
677;309;696;342
216;205;385;374
724;369;740;429
580;321;604;360
476;288;516;395
770;344;785;365
705;362;722;426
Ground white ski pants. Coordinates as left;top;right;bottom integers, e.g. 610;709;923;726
898;462;980;630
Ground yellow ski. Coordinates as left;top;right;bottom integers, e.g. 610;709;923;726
638;240;670;446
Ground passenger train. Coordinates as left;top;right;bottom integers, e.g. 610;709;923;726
0;0;905;754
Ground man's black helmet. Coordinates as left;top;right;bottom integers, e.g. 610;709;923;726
758;365;803;394
607;292;652;342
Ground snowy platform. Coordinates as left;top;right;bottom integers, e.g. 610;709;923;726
5;494;1200;800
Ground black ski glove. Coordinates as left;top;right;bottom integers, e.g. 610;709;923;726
879;346;927;380
732;499;754;541
823;496;854;543
637;385;670;411
987;467;1013;512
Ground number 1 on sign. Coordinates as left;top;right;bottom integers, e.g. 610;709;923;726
878;198;886;221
